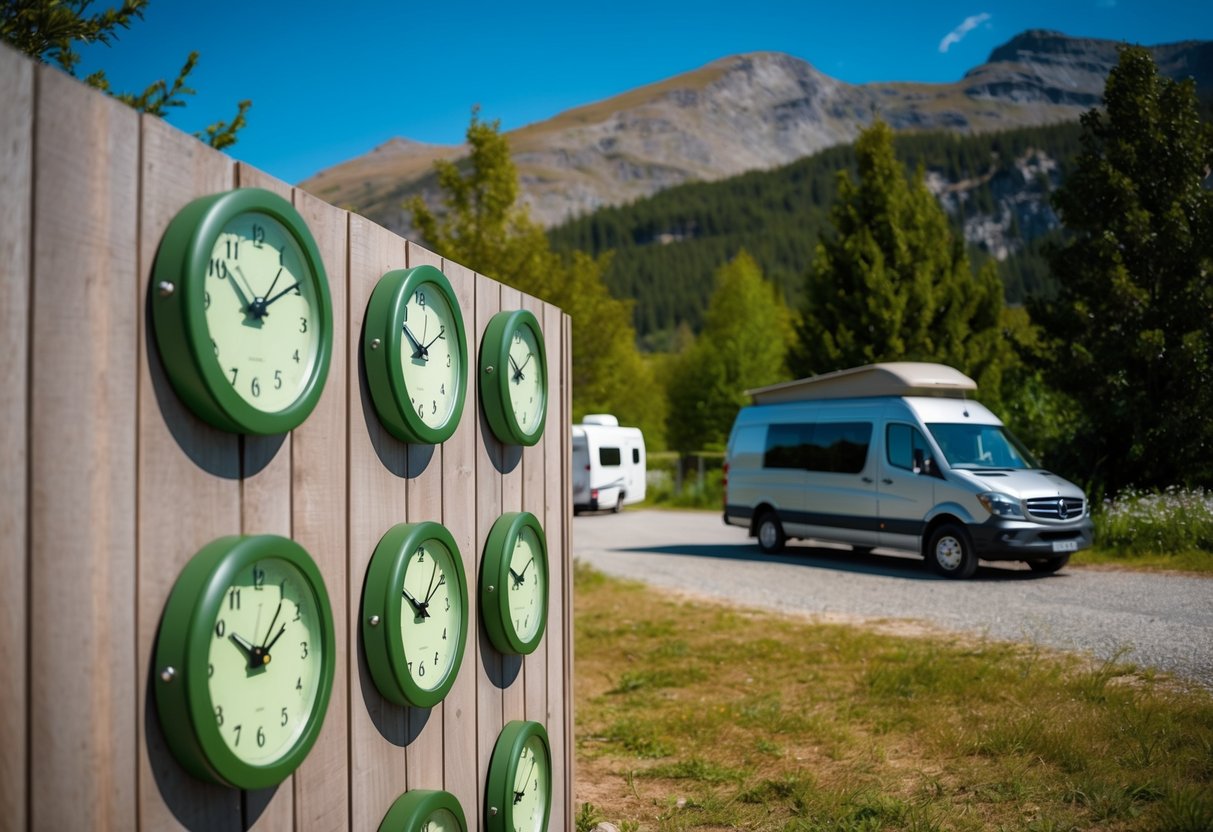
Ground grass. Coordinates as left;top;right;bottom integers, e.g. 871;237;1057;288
574;562;1213;831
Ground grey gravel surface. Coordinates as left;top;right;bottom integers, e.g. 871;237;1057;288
572;509;1213;688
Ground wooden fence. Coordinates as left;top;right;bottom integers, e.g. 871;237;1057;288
0;43;573;831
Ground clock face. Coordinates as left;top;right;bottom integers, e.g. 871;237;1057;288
506;525;545;643
420;808;462;832
506;324;544;437
204;211;322;414
399;537;463;691
207;556;324;766
509;734;549;832
401;281;462;431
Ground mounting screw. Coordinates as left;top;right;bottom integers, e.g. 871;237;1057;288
157;281;175;297
489;806;498;816
487;585;495;593
370;338;382;350
369;615;381;627
160;667;176;683
485;365;495;374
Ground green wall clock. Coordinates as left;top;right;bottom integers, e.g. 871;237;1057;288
380;789;468;832
152;187;334;435
365;266;469;444
363;521;470;708
485;721;552;832
153;535;336;790
479;309;547;446
481;512;548;656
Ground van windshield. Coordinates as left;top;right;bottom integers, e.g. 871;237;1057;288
926;423;1039;470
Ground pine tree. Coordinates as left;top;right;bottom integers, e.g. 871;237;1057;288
1032;46;1213;491
666;252;792;453
790;120;1014;409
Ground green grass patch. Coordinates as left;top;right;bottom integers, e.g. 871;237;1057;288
575;563;1213;831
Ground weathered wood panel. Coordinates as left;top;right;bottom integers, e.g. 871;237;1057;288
29;63;139;831
0;42;32;832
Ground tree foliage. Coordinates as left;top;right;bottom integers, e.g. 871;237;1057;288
1032;46;1213;491
791;120;1016;409
1;0;249;148
666;252;792;453
409;110;666;446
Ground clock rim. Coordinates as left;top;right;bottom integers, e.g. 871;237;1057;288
378;788;468;832
364;265;469;445
480;512;549;655
152;187;334;435
363;521;470;708
153;534;337;790
484;720;552;832
479;309;548;447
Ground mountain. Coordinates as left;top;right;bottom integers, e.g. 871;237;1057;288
301;31;1212;237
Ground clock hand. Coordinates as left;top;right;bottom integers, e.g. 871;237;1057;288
262;267;283;305
422;561;439;604
402;323;427;360
263;623;287;658
403;588;429;619
262;280;302;310
229;632;267;669
261;601;283;649
509;355;524;382
422;326;446;350
513;759;537;803
220;262;253;314
518;558;534;578
229;631;256;656
232;266;259;309
509;567;524;588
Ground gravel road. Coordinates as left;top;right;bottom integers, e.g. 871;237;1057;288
572;509;1213;688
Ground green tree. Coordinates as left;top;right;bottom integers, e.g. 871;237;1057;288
791;120;1014;409
666;252;792;453
1;0;249;148
1032;46;1213;491
409;110;666;445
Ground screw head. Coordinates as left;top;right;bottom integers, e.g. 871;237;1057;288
160;667;176;683
487;584;495;593
370;338;382;350
489;806;498;816
485;365;495;374
369;615;381;627
157;281;175;297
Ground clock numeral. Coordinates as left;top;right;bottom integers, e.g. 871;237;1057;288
211;339;219;356
293;283;301;296
251;377;261;398
415;290;426;307
434;651;439;665
252;223;265;249
293;606;301;622
274;370;283;390
226;240;239;260
440;384;446;396
228;588;241;610
256;726;266;747
204;290;211;309
442;627;448;641
417;548;425;563
295;676;302;692
232;724;242;746
514;332;522;344
215;706;223;726
208;663;214;678
278;245;285;266
209;258;228;279
215;619;226;638
432;400;437;415
299;317;308;334
229;367;238;386
252;566;266;590
300;641;309;659
417;661;426;677
292;349;300;364
417;403;424;418
280;707;288;727
446;354;451;368
444;596;450;612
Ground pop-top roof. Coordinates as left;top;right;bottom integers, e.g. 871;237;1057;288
746;362;977;405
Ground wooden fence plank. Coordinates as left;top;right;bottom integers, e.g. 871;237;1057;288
563;313;576;823
498;287;526;730
441;259;480;830
543;304;568;829
136;114;242;831
0;42;32;832
521;294;548;740
29;63;139;832
348;215;410;831
291;189;350;832
475;273;504;830
404;242;447;792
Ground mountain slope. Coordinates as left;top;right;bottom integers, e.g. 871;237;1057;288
302;31;1212;236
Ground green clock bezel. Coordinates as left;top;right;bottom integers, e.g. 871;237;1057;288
479;309;548;446
153;535;336;790
363;522;470;708
365;266;469;444
379;789;468;832
151;187;334;435
481;512;549;656
485;720;552;832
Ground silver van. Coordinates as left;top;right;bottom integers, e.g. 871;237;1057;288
723;363;1093;578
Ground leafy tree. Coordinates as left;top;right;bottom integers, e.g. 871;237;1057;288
1032;46;1213;491
666;252;792;453
409;109;666;446
790;120;1015;410
1;0;249;148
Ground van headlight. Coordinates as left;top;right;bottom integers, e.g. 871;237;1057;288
978;492;1024;518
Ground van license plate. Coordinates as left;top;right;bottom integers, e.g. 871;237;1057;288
1052;540;1078;553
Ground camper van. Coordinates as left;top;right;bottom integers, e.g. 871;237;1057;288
723;363;1092;578
572;415;646;514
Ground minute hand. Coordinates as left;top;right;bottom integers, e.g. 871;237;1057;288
262;281;302;308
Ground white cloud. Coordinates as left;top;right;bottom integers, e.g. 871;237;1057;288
939;12;992;53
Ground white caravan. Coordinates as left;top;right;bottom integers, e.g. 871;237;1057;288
572;415;646;513
723;363;1092;578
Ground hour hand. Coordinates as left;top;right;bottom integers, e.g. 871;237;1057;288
509;567;524;588
403;588;429;619
402;323;427;360
229;631;256;658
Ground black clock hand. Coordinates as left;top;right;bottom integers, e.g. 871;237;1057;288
403;588;428;618
261;601;283;649
402;323;427;360
262;280;302;309
422;561;439;604
232;266;259;310
263;623;287;656
509;567;524;587
423;326;445;350
516;354;532;373
509;355;524;382
518;558;534;578
229;632;267;669
220;262;253;313
262;267;283;305
229;631;256;657
514;759;537;803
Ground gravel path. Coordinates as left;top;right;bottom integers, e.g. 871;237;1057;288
572;509;1213;688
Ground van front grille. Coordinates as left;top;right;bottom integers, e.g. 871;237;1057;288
1026;497;1085;521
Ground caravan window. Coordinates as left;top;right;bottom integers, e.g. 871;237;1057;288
599;447;622;466
632;448;641;464
763;422;872;473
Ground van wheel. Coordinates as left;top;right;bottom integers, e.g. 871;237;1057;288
756;511;786;554
1028;554;1069;574
926;524;977;579
613;492;624;513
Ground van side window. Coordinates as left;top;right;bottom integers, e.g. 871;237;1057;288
886;423;932;471
763;422;872;473
632;448;641;464
599;447;621;466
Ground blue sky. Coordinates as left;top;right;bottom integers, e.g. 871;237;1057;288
76;0;1211;185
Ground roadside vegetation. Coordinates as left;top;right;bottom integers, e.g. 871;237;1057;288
574;563;1213;831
